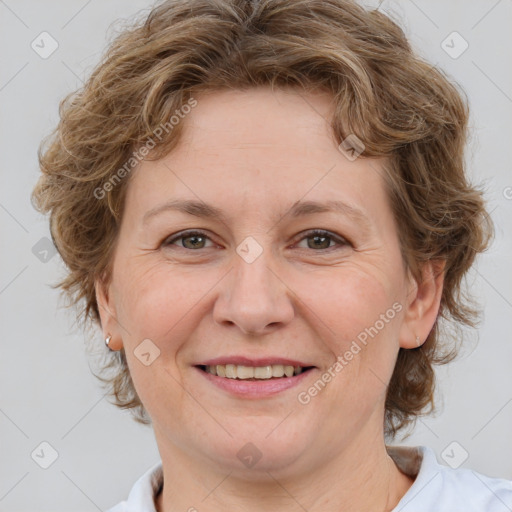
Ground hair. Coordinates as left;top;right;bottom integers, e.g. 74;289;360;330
32;0;493;439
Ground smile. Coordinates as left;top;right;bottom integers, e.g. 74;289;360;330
195;363;316;398
199;364;313;379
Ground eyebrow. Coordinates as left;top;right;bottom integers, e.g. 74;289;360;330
142;198;372;231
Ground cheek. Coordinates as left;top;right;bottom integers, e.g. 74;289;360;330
291;262;405;406
113;258;216;350
111;260;198;420
294;263;403;347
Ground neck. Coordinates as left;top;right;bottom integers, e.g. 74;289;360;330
154;424;415;512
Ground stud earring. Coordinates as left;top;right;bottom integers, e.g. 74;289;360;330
415;335;421;346
105;334;113;351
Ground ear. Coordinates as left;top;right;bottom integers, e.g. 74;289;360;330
95;274;124;351
399;259;446;349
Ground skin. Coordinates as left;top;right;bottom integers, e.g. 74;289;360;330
96;87;445;512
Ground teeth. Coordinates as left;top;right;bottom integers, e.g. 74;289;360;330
225;364;237;379
272;364;284;378
237;365;254;379
206;364;305;379
254;366;273;379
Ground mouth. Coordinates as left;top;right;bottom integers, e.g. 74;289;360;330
193;357;318;397
196;363;315;380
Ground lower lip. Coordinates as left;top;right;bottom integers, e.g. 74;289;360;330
195;366;315;398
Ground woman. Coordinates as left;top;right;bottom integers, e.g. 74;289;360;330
31;0;511;510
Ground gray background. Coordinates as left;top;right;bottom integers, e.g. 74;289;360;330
1;0;511;510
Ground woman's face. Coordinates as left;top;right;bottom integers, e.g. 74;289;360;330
98;87;425;476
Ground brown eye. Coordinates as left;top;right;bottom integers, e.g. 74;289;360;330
162;229;350;252
163;230;213;250
295;230;349;251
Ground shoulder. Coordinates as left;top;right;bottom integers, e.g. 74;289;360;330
388;445;512;512
104;461;163;512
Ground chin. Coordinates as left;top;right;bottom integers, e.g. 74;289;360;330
201;419;313;475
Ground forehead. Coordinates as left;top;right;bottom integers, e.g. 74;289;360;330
124;87;391;229
184;86;335;142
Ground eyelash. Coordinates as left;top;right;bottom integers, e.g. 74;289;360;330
162;229;350;252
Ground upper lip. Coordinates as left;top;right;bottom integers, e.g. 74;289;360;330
197;356;316;367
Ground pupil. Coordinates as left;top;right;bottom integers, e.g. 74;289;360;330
186;235;203;248
310;235;329;249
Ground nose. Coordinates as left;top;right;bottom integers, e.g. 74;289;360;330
213;248;295;336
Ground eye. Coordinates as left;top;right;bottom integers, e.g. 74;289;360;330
163;230;215;250
162;229;350;252
294;229;350;251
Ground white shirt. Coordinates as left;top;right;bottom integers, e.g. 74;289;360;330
105;445;512;511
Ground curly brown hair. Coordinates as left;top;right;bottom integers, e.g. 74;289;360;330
31;0;493;439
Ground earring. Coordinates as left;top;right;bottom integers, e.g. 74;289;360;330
415;335;421;346
105;334;113;351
